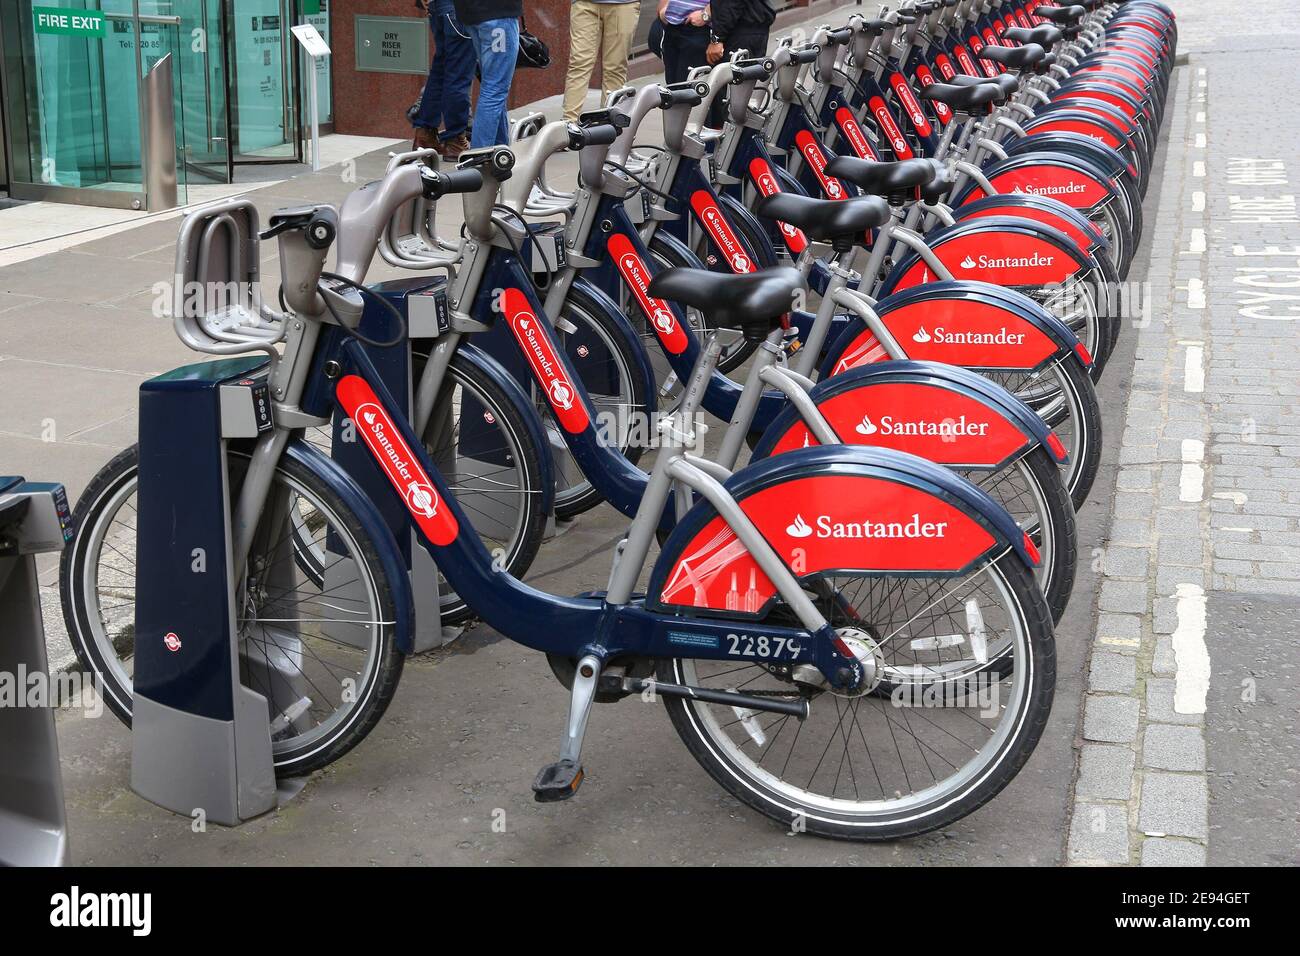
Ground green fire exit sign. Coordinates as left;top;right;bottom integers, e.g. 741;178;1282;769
32;6;106;38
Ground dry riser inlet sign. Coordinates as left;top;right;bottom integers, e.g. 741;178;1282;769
33;6;107;38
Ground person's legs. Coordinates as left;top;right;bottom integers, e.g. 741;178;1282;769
413;8;444;134
435;4;476;144
663;22;709;85
563;0;602;122
599;1;640;105
468;18;519;149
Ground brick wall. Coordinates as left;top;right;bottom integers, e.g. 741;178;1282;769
330;0;572;139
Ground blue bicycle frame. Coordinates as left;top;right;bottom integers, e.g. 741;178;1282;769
304;330;862;686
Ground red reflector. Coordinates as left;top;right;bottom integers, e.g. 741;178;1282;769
1075;341;1094;366
1046;431;1067;461
1023;532;1041;566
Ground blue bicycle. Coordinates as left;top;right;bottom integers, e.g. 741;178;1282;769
62;150;1056;840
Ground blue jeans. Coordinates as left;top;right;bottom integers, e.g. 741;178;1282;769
465;18;519;149
414;0;475;140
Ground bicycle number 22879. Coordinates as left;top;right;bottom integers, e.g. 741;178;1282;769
726;634;801;659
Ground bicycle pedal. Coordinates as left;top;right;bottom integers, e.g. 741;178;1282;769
532;759;584;803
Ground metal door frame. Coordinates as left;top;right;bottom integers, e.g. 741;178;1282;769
225;0;303;166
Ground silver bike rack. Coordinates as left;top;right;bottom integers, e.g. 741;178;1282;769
0;476;73;865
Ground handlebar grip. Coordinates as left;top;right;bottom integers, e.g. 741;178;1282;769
732;59;775;82
824;26;854;44
304;207;338;250
423;167;484;200
660;85;703;108
578;123;621;148
791;46;821;64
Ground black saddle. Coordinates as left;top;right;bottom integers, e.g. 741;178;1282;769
917;81;1004;113
648;267;803;342
756;192;890;236
979;43;1046;71
946;72;1021;97
1004;25;1064;47
1034;4;1086;24
823;157;935;204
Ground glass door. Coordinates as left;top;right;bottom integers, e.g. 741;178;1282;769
164;0;231;183
227;0;299;162
0;1;190;207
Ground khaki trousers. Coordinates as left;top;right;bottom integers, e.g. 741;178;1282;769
563;1;641;121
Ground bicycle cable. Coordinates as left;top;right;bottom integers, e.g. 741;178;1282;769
491;203;556;291
317;271;409;348
601;159;680;209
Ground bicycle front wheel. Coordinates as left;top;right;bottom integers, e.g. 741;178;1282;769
60;444;405;777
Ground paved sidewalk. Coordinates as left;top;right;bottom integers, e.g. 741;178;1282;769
1064;0;1300;866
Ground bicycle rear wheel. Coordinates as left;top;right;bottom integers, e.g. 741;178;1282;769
660;551;1055;841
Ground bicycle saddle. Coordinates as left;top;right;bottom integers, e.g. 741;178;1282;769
946;72;1022;96
648;267;803;341
917;81;1004;112
1004;25;1064;47
755;193;891;237
1034;4;1086;24
823;157;936;202
979;43;1047;71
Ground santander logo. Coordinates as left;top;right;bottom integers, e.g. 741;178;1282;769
355;400;443;520
609;234;687;354
835;107;877;161
787;512;949;540
1013;181;1087;197
925;326;1027;346
748;158;808;253
890;73;931;136
964;251;1056;270
868;96;912;158
786;514;813;538
336;375;459;546
855;414;878;435
691;190;755;273
794;131;846;200
501;289;590;434
872;415;990;438
914;64;952;123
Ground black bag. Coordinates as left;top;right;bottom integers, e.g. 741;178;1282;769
517;15;550;69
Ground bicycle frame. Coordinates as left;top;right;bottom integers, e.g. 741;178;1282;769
308;327;864;689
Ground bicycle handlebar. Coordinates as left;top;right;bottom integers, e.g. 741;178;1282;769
422;168;484;201
661;84;705;108
732;58;776;82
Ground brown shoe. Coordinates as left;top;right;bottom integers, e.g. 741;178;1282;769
413;126;441;153
441;132;470;159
